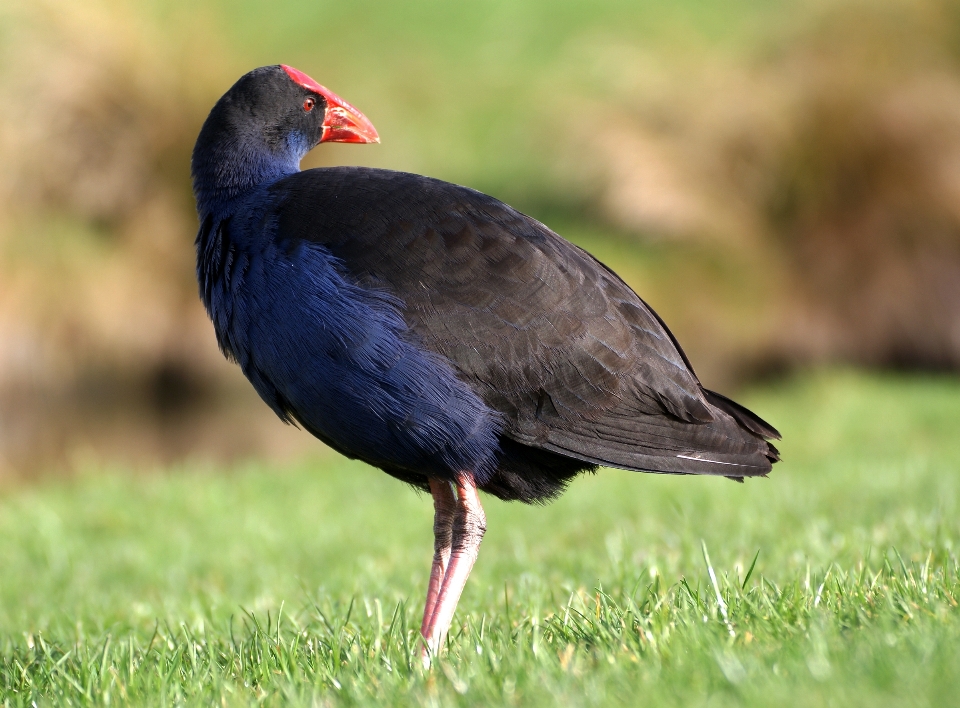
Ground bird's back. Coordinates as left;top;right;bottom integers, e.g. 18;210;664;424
266;167;779;499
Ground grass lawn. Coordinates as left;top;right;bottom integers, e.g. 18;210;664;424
1;369;959;706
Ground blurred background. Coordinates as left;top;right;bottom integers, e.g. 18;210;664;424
1;0;959;480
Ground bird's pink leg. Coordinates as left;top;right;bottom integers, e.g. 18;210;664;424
421;475;486;663
419;479;457;637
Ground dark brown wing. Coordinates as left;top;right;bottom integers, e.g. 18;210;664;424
274;167;779;477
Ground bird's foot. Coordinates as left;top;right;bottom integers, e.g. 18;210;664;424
419;636;440;669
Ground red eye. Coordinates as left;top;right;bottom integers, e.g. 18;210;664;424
303;97;316;112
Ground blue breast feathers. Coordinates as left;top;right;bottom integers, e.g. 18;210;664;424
196;198;503;483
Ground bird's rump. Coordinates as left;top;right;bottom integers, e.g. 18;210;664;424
272;167;779;480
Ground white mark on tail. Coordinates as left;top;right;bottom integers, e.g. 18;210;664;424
677;454;740;466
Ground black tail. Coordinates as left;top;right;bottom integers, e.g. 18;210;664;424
703;389;781;440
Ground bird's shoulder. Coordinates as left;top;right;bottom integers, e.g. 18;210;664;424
272;167;551;247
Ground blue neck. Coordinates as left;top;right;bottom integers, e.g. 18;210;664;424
192;132;309;220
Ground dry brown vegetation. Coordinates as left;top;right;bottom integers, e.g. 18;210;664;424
1;0;959;475
0;1;310;475
585;0;960;373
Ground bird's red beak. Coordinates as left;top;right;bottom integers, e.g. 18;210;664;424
281;65;380;144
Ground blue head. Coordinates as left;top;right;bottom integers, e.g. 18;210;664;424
191;65;379;219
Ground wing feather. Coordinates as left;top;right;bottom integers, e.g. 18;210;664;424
274;167;779;476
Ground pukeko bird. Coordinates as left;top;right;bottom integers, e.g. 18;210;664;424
191;65;780;660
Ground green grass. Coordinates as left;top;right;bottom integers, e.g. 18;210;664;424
1;370;960;706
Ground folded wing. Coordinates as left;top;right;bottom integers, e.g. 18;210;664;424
274;167;780;478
